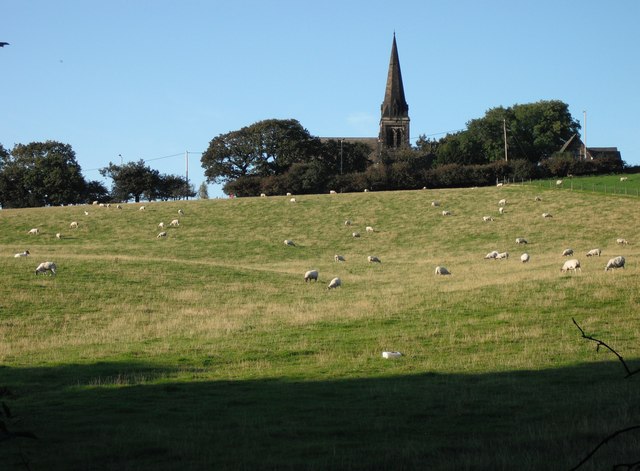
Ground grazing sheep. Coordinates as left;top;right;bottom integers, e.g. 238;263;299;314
334;254;345;262
561;259;581;273
616;238;629;245
435;266;451;275
92;201;99;205
534;196;542;202
586;248;601;257
178;209;184;216
496;182;503;187
363;189;369;192
158;222;165;229
289;197;297;203
27;228;40;235
442;210;451;216
327;277;342;289
56;233;62;239
520;253;530;263
352;232;360;238
365;226;374;233
562;248;574;257
116;204;123;209
515;238;528;244
367;255;381;263
284;239;295;246
498;199;507;206
286;192;292;196
139;206;146;211
496;252;509;260
605;256;625;271
260;193;267;197
35;261;57;276
329;190;337;194
484;250;499;259
157;231;167;238
542;212;552;218
483;216;494;222
14;250;30;258
70;221;78;229
431;201;440;207
620;176;628;182
498;207;505;215
556;179;563;186
344;220;352;226
84;210;89;216
169;219;180;227
304;269;319;282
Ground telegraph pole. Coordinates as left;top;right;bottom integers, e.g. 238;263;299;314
583;110;587;160
503;119;508;161
185;151;189;200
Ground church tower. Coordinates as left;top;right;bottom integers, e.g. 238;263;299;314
379;33;410;149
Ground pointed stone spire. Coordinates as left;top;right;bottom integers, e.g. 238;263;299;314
379;33;410;149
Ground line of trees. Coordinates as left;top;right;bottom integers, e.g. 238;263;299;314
0;141;195;208
201;100;624;196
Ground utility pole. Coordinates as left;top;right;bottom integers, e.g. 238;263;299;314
185;151;189;200
583;110;587;160
340;139;344;175
503;119;508;161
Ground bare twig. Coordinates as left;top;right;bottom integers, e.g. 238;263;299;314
613;460;640;471
570;425;640;471
572;318;640;378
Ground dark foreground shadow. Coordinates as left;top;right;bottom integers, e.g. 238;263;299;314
1;360;639;471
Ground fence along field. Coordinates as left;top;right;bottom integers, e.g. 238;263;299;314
0;184;639;470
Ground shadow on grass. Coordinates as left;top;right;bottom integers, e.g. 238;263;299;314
1;360;640;471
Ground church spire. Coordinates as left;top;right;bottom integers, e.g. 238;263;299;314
379;33;410;149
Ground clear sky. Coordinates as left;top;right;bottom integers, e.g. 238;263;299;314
2;0;639;198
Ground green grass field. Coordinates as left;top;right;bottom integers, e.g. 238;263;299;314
1;182;639;470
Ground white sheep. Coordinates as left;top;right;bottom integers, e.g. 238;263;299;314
284;239;295;246
116;204;123;209
562;248;574;257
363;189;369;192
605;256;625;271
84;210;89;216
435;266;451;275
27;228;39;235
14;250;30;258
35;261;57;275
484;251;499;259
616;238;629;245
442;210;451;216
365;226;374;233
286;192;292;196
561;259;581;273
498;207;505;215
327;277;342;289
352;232;360;238
157;231;167;238
169;219;180;227
483;216;493;222
178;209;184;216
496;252;509;260
289;197;297;203
260;193;267;197
70;221;78;229
329;190;337;194
55;233;62;239
520;253;530;263
496;182;503;187
334;254;345;262
515;238;528;244
586;248;601;257
620;176;628;182
92;201;98;205
556;179;563;186
139;206;146;211
534;196;542;202
367;255;381;263
542;212;552;218
344;220;352;226
304;269;319;282
158;222;165;229
498;198;507;206
431;201;440;207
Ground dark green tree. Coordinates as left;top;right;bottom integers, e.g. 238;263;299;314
156;174;195;200
100;160;160;203
0;141;87;208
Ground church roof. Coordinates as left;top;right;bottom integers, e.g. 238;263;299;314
381;33;409;119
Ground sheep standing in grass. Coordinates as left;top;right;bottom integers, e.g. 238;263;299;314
561;259;581;273
498;198;507;206
158;222;165;229
327;277;341;289
496;252;509;260
605;256;625;271
534;196;542;202
56;233;62;239
442;210;451;216
484;251;499;259
620;176;628;182
498;207;505;215
562;248;574;257
542;212;552;218
515;238;528;244
368;255;381;263
70;221;78;229
352;232;360;238
178;209;184;216
116;204;122;209
616;238;629;245
84;210;89;216
260;193;267;197
520;253;530;263
483;216;494;222
435;266;450;275
289;197;297;203
14;250;30;258
431;201;440;207
157;231;167;238
139;206;146;211
366;226;374;233
284;239;295;246
27;228;39;235
304;270;319;282
586;248;601;257
334;254;345;262
344;220;352;226
35;261;57;275
169;219;180;227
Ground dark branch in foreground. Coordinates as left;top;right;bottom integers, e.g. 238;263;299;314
570;425;640;471
572;318;640;378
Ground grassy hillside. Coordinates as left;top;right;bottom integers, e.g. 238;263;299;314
1;185;639;470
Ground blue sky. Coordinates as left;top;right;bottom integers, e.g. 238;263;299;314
2;1;639;198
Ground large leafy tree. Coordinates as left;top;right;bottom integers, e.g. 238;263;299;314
201;119;320;184
100;160;160;203
0;141;87;208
